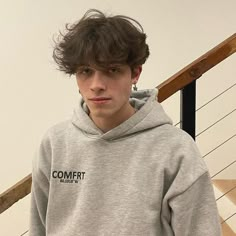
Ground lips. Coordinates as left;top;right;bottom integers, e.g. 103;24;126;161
89;97;111;104
89;97;111;101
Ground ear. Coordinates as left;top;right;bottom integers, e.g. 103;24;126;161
131;66;142;84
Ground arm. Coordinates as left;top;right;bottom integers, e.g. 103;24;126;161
29;135;51;236
169;172;222;236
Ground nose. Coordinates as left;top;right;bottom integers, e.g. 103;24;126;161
90;71;106;92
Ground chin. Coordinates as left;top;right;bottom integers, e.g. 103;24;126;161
90;110;115;119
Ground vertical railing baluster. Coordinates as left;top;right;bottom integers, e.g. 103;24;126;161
180;80;196;140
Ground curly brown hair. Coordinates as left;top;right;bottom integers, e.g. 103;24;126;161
53;9;150;75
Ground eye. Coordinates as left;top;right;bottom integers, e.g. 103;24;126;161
76;67;93;76
108;67;120;74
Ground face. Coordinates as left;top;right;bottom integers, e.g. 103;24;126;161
76;64;141;124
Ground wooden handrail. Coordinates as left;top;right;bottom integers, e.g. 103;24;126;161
0;174;32;214
0;33;236;214
157;33;236;102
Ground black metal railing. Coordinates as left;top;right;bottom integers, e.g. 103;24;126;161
180;80;196;140
180;81;236;230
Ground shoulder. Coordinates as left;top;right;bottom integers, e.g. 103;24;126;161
147;123;199;155
41;119;74;141
33;119;74;166
153;124;200;154
165;125;206;167
154;125;209;187
167;126;200;153
35;119;78;155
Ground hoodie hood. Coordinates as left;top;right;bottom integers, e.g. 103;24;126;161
71;89;172;141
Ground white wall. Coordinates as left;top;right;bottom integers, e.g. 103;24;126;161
0;0;235;235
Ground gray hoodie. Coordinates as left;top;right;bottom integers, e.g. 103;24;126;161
29;89;221;236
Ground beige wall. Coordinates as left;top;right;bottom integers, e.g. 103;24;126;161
0;0;235;235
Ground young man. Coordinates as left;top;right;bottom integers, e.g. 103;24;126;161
29;9;221;236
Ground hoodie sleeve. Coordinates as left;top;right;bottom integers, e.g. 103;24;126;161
163;130;222;236
169;172;222;236
29;134;51;236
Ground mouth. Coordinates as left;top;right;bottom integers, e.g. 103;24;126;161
88;97;112;104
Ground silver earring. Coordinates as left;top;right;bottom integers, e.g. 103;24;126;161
133;84;138;91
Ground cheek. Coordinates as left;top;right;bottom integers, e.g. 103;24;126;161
120;84;132;100
76;80;87;92
113;82;132;95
